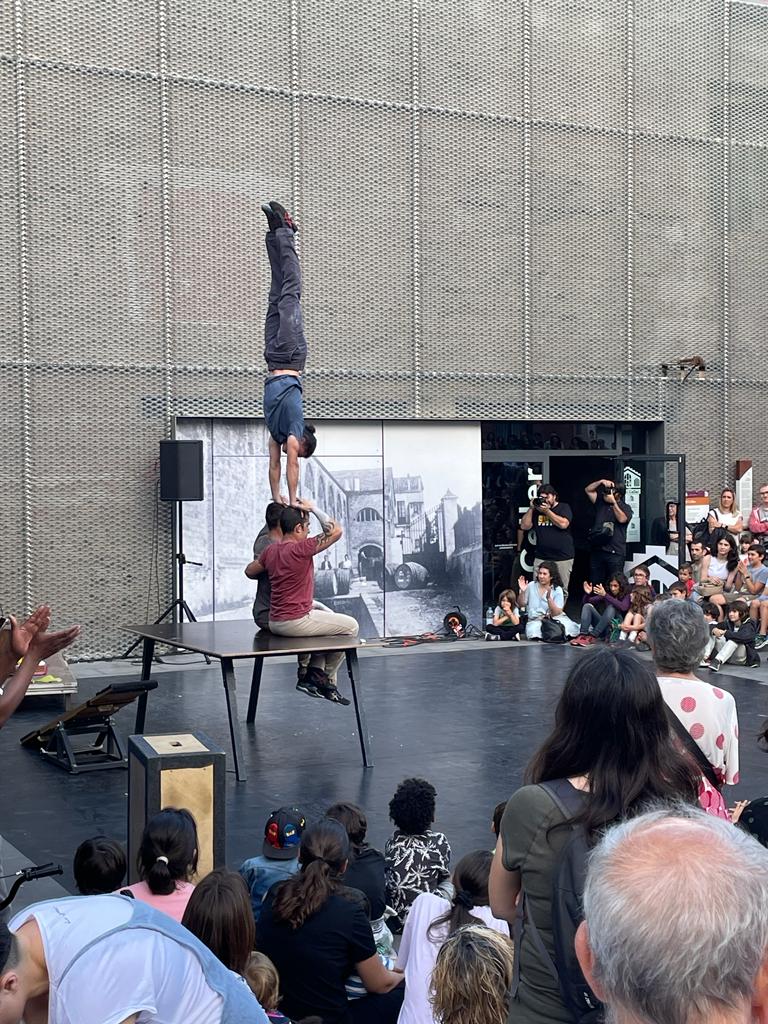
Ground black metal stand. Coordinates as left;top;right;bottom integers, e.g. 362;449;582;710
121;501;209;663
39;720;125;773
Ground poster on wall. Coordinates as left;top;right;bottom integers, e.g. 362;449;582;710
175;418;483;638
381;422;482;636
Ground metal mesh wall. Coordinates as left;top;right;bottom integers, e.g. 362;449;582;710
1;0;767;656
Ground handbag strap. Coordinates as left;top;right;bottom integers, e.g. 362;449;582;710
665;704;721;791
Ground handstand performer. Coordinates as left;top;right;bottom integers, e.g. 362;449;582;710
261;201;316;507
248;500;359;705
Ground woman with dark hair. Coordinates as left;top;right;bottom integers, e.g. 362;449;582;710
570;572;630;646
489;647;699;1024
326;802;388;935
182;868;255;976
120;807;198;922
517;562;578;641
699;533;743;620
397;850;509;1024
257;818;404;1024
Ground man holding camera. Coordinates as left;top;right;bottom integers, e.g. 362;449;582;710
585;477;633;585
519;484;575;592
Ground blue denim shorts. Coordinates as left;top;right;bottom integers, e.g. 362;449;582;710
264;375;305;444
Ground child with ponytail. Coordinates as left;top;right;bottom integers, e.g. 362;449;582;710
119;806;198;922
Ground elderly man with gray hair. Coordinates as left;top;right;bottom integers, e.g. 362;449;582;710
646;599;740;806
575;807;768;1024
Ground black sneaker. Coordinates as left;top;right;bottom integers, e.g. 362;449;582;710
296;676;322;698
310;668;351;706
261;202;281;232
269;200;298;233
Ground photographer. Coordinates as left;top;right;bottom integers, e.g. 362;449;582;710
519;484;575;592
585;478;633;585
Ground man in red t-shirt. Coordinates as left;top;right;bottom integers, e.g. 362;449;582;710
253;502;358;705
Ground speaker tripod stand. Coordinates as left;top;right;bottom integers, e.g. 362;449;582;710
121;500;210;663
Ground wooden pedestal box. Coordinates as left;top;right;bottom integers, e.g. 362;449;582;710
127;732;225;884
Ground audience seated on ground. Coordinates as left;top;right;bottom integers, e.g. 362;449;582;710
430;926;514;1024
397;850;508;1024
385;778;452;926
240;806;305;923
701;599;759;672
326;802;393;958
181;867;255;975
576;807;768;1024
571;572;630;646
256;818;404;1024
73;837;126;895
120;807;198;922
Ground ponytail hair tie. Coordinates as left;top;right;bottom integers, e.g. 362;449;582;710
155;855;169;865
455;890;474;910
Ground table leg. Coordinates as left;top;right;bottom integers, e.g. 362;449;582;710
346;649;373;768
140;638;155;682
221;657;247;782
246;658;264;724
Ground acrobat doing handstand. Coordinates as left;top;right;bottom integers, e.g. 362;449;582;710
261;200;317;507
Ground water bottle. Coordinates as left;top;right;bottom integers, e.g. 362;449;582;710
485;606;494;625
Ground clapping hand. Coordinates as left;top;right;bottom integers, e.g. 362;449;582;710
583;581;593;594
730;799;749;824
29;622;81;661
0;606;51;681
517;575;529;593
593;583;606;597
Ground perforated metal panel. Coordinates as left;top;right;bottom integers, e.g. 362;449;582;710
1;0;767;656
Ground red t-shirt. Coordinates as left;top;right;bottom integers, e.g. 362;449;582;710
260;536;319;621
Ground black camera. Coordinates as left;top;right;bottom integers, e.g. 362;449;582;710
533;496;547;509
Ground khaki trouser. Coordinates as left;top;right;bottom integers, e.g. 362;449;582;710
269;608;359;684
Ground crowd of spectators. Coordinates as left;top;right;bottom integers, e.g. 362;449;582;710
485;481;768;671
4;596;768;1024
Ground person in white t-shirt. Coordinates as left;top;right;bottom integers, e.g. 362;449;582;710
397;850;509;1024
0;895;268;1024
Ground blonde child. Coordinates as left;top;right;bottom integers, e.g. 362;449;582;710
244;952;321;1024
430;925;514;1024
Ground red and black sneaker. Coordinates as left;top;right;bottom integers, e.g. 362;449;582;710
269;200;298;233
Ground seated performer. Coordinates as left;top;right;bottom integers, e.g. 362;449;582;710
261;200;317;507
249;501;358;705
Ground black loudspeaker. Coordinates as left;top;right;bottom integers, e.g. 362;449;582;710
159;440;204;501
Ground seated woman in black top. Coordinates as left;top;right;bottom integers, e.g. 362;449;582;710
257;818;404;1024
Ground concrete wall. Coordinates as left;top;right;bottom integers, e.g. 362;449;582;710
1;1;767;655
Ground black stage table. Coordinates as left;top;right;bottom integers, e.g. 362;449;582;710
122;621;372;782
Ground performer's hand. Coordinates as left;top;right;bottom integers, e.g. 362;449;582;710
294;497;314;512
277;493;290;506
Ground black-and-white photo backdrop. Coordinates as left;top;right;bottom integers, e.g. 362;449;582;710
176;418;482;637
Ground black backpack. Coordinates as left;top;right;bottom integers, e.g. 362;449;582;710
512;779;604;1024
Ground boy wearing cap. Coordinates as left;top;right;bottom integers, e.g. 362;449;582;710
239;807;305;923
